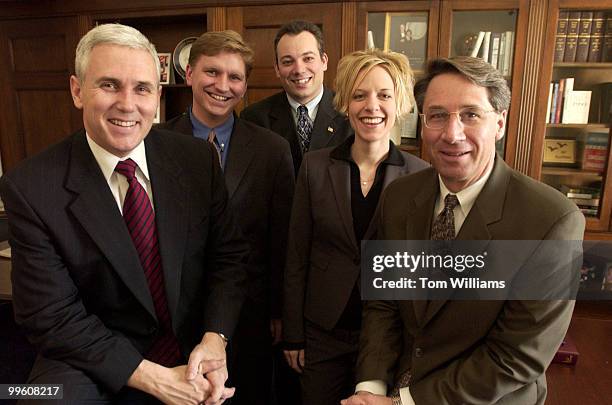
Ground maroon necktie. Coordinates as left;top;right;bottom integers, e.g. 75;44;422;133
115;158;181;367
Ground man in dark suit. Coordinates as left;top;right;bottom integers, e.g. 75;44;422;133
343;57;585;405
157;30;295;405
240;20;352;175
0;23;248;404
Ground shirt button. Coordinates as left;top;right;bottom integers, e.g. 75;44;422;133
415;347;423;358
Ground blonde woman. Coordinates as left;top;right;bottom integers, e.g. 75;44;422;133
282;49;428;405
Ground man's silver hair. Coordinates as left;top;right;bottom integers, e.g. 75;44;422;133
74;23;160;82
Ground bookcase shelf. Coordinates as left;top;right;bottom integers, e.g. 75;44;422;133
542;167;603;178
546;123;609;129
554;62;612;68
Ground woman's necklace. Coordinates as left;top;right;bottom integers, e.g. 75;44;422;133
360;177;374;186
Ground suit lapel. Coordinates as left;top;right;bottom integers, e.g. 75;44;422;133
65;132;156;319
422;158;509;326
404;173;438;327
145;132;189;326
328;159;358;250
224;118;255;199
270;94;301;159
310;88;345;150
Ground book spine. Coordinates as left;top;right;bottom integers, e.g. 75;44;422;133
576;11;593;62
588;11;605;62
546;82;553;124
481;32;491;62
563;78;575;122
470;31;486;58
555;78;565;124
490;33;501;69
498;32;506;74
564;11;581;62
503;31;514;76
555;11;569;62
550;82;559;123
603;13;612;62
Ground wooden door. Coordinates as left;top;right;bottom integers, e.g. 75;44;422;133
0;16;81;171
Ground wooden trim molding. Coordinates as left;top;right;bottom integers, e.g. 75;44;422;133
341;2;357;55
512;0;548;174
207;7;226;31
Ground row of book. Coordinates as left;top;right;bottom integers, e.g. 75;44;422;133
467;31;514;76
554;10;612;63
546;78;591;124
559;184;601;216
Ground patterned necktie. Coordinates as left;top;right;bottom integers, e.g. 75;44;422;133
297;105;313;154
115;159;181;367
431;194;460;240
390;370;412;397
207;129;222;166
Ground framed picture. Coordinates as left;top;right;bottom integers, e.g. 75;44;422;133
158;52;171;85
384;12;428;72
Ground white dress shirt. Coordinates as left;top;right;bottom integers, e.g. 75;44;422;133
86;133;154;214
286;86;324;126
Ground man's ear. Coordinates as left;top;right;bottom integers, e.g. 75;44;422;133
69;75;84;109
495;110;507;141
321;52;329;72
274;59;281;79
185;64;194;86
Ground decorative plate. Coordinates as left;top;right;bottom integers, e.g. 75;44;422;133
172;37;197;80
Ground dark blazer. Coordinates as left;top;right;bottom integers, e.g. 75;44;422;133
240;87;353;175
356;157;585;404
158;113;295;317
283;142;428;345
0;129;249;393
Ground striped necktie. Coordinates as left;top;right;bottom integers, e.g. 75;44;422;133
115;158;181;366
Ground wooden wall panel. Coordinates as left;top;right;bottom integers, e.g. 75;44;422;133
11;35;68;73
17;90;74;156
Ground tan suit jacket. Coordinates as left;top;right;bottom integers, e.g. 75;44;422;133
356;157;585;404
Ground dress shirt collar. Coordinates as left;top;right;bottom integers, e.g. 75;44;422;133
86;132;150;182
286;86;324;122
189;106;234;147
189;107;234;169
436;158;494;220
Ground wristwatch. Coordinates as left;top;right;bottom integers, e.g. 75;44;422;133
391;394;402;405
215;332;229;344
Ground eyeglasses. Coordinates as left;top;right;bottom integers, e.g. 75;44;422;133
420;107;497;130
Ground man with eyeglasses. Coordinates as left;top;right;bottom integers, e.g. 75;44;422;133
343;57;584;405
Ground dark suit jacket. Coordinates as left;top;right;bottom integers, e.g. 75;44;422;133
240;87;353;175
158;113;295;317
0;129;249;393
283;141;428;345
356;157;585;404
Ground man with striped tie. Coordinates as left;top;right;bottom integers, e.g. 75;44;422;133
0;23;248;404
